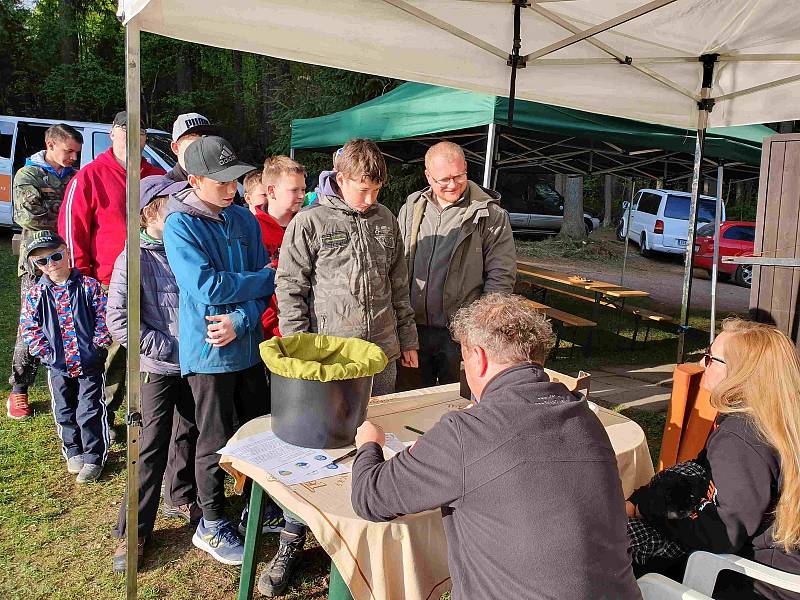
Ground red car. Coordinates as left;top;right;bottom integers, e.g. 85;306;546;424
693;221;755;287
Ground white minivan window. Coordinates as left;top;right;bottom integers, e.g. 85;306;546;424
93;131;112;158
664;194;717;222
0;120;14;159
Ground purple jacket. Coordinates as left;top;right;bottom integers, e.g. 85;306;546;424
107;234;180;376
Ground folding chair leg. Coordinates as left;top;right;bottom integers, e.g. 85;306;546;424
643;322;652;344
554;324;562;358
630;316;641;350
569;327;577;359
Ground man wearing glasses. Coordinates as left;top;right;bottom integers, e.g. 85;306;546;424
58;110;164;441
397;141;516;390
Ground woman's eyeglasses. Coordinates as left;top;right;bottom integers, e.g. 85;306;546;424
703;346;726;367
32;251;65;267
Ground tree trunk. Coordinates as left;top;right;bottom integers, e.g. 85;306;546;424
232;51;245;135
603;174;613;226
554;174;567;197
59;0;79;119
558;176;586;239
260;58;289;152
176;53;193;94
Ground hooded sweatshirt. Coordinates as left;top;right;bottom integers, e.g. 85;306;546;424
276;171;418;361
351;363;641;600
58;148;164;286
398;181;517;327
163;189;275;376
13;150;77;275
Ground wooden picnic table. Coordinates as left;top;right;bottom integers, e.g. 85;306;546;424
516;261;650;353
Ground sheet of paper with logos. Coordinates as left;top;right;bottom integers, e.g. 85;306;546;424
218;430;412;485
217;430;348;485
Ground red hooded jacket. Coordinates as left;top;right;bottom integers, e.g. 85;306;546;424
254;208;286;339
58;148;164;286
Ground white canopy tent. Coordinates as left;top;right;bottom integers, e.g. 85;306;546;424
116;1;800;596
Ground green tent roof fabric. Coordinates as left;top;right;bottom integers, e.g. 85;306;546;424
291;83;772;167
260;333;388;383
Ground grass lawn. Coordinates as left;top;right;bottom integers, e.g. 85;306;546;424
0;230;716;599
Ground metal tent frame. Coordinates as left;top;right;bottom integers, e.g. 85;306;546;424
118;1;800;597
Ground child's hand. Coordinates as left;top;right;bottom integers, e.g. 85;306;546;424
399;350;419;368
205;314;237;348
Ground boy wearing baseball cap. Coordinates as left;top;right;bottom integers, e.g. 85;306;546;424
108;175;200;573
18;231;113;483
165;112;217;183
163;136;275;565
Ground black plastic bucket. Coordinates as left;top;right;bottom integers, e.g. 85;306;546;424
271;372;373;448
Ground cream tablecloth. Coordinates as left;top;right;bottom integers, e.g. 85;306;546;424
221;383;654;600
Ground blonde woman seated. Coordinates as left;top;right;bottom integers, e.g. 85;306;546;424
626;319;800;600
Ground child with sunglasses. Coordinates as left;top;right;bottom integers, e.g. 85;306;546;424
18;231;112;483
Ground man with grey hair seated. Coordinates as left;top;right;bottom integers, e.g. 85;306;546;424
351;293;641;600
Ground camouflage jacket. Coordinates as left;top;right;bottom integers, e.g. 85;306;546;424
14;151;76;275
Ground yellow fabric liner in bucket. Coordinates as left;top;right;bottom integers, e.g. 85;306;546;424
260;333;388;382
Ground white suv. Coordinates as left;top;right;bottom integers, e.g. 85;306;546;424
620;188;724;256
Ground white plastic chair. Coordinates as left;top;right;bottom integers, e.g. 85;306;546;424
683;551;800;596
637;573;713;599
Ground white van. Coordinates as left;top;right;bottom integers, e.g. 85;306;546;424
620;188;725;256
0;116;176;228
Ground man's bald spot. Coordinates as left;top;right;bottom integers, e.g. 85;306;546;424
425;142;466;170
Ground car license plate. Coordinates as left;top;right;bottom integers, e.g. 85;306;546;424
677;239;687;247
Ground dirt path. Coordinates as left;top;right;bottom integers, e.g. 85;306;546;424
516;230;750;315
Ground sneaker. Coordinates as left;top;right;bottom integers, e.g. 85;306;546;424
108;426;118;446
192;519;244;565
162;502;203;526
112;536;147;574
257;530;305;597
76;463;103;483
66;455;84;474
238;503;286;536
6;392;32;420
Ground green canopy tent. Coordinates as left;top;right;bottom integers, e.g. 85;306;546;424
290;82;772;186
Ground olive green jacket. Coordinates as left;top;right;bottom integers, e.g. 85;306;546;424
398;181;517;325
276;189;418;362
13;154;76;275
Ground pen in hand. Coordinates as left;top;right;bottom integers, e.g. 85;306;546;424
404;425;425;436
332;448;358;465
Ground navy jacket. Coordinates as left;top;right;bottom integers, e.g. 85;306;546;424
19;268;111;377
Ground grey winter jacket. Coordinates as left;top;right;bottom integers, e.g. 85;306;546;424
107;234;181;376
398;181;517;325
276;172;418;361
351;363;641;600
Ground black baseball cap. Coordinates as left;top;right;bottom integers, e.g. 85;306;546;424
22;231;66;263
184;136;254;182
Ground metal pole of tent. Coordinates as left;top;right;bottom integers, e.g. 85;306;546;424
676;54;718;364
709;162;724;344
483;123;497;188
124;21;143;600
289;147;295;159
620;178;633;286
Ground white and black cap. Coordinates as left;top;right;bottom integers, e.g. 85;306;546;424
184;135;255;182
171;112;216;142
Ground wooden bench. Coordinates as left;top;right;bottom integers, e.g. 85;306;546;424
526;299;596;358
522;281;674;347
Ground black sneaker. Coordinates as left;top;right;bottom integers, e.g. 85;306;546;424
257;530;305;597
238;503;286;536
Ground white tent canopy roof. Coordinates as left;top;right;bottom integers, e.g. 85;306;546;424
120;0;800;129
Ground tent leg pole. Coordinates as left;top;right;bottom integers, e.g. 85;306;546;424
124;21;143;600
483;123;497;188
710;162;723;344
677;54;717;364
289;147;295;159
620;178;633;286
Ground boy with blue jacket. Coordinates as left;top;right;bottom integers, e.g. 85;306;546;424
163;136;275;565
19;231;112;483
